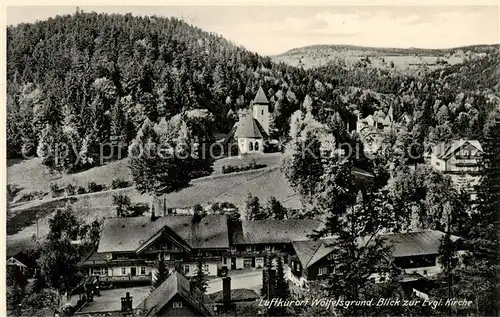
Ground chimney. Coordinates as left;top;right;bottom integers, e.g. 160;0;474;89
222;276;231;308
121;292;133;312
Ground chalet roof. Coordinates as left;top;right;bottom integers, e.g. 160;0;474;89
136;271;214;316
253;86;269;104
231;219;322;245
292;230;462;268
383;230;461;258
97;215;229;254
6;256;27;268
80;250;108;267
437;140;483;160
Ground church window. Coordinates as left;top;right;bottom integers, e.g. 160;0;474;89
249;142;253;151
255;142;259;151
261;109;264;115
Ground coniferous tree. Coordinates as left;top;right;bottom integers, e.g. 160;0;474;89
457;109;500;315
152;251;169;290
266;196;288;220
260;253;275;299
191;260;208;293
275;255;290;299
245;193;267;220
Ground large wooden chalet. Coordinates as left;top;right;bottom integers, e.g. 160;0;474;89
81;214;463;290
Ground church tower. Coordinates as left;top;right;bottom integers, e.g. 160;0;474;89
252;86;270;134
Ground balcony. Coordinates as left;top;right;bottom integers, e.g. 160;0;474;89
230;250;282;257
100;274;151;283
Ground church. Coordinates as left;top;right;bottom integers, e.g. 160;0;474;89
226;86;270;154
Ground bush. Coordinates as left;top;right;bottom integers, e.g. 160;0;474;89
17;191;47;202
111;178;131;189
221;160;266;174
87;182;105;193
76;186;86;195
49;183;63;198
65;183;76;196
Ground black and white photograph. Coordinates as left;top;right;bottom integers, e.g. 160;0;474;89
3;1;500;316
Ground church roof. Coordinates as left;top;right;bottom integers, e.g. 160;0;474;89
253;86;269;104
232;114;267;139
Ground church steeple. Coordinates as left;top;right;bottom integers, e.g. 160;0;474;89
253;85;269;105
252;86;270;134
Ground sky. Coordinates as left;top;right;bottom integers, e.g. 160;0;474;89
6;4;500;55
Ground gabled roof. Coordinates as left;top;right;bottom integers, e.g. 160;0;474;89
292;230;462;268
234;114;265;138
136;271;214;316
6;256;27;268
226;113;268;141
438;140;483;160
80;250;108;267
97;215;229;254
383;230;461;257
231;219;322;245
253;86;269;104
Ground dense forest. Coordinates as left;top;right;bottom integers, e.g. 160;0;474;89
6;10;500;169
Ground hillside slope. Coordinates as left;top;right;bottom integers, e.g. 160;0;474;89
273;44;499;70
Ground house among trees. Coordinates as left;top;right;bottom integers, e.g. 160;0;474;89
424;139;483;196
226;86;270;154
287;230;464;291
6;256;28;274
356;105;397;155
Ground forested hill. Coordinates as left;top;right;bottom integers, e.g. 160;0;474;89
6;10;500;166
6;11;311;159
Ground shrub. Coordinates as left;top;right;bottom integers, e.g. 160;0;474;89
76;186;86;195
221;160;266;174
17;191;46;202
111;178;130;189
65;183;76;196
49;183;63;198
87;182;105;193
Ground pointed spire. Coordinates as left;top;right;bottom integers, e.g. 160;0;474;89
253;86;269;105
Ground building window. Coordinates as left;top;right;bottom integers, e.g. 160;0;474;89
327;254;334;260
121;267;126;275
223;257;227;265
265;245;271;251
255;142;259;151
261;109;264;116
140;267;146;275
173;302;183;309
184;265;190;274
249;142;253;151
246;245;252;252
203;264;210;273
318;267;328;275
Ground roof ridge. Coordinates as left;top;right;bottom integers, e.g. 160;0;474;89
303;242;323;268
